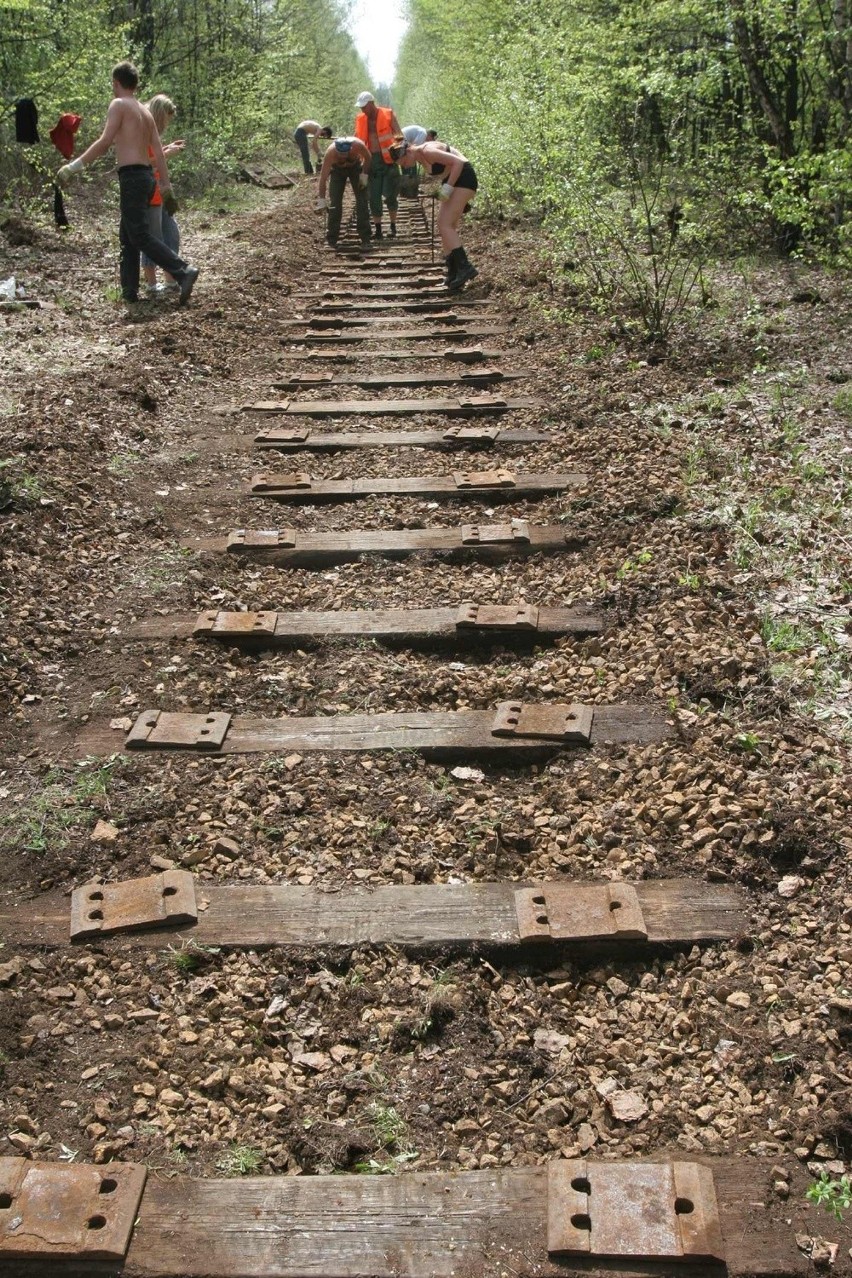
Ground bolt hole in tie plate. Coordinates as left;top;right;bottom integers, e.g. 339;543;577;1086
193;610;277;639
547;1160;725;1261
126;710;232;752
0;1158;147;1260
461;520;530;546
515;882;646;942
456;603;540;631
70;870;198;941
491;701;593;743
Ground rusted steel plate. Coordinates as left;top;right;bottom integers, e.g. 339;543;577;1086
126;711;232;751
547;1160;725;1261
194;610;277;638
515;883;647;942
456;603;540;631
0;1158;147;1261
443;425;499;445
461;521;531;545
454;468;516;489
70;871;198;941
251;471;312;492
491;702;594;743
457;394;509;410
228;528;297;550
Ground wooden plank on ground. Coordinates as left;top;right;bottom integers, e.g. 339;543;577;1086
290;326;505;344
253;426;549;451
192;523;585;567
309;299;492;314
0;880;747;950
277;347;504;364
246;471;584;502
242;396;534;417
270;370;521;388
129;602;604;643
292;286;466;300
300;313;487;330
0;1160;809;1277
78;703;668;759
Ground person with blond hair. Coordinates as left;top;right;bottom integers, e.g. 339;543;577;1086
140;94;184;296
56;61;198;304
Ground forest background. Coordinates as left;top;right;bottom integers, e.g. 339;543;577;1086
1;0;850;333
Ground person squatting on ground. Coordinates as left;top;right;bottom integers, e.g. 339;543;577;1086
354;92;401;239
390;138;478;290
56;61;199;305
315;137;372;249
141;94;184;297
293;120;333;175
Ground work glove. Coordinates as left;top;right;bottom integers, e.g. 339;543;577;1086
162;188;179;216
56;157;84;188
315;197;329;211
438;182;454;201
358;173;369;189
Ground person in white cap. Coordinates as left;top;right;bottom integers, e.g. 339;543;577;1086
353;91;402;238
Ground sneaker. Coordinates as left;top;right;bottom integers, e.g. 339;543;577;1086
178;266;200;305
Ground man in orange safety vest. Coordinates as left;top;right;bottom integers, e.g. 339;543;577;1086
353;91;402;239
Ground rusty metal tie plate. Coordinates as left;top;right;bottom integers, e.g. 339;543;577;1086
454;468;517;490
460;367;504;380
251;471;311;493
491;702;593;743
0;1158;147;1261
457;395;509;410
442;425;499;445
126;710;232;751
547;1160;725;1261
444;345;487;362
70;870;198;941
515;883;647;942
461;520;530;546
193;610;278;638
227;529;298;550
241;400;290;413
255;428;311;446
456;603;540;631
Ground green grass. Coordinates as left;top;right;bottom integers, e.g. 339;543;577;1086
216;1144;263;1176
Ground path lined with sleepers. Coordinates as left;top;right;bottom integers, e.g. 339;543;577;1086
3;190;819;1278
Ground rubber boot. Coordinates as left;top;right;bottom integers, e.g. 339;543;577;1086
389;223;397;237
372;223;383;239
448;247;478;292
444;253;454;288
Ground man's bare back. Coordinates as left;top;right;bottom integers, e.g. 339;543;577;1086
107;96;158;167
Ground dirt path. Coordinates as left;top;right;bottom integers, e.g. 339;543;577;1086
1;171;851;1269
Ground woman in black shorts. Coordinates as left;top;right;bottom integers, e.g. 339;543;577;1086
389;138;478;291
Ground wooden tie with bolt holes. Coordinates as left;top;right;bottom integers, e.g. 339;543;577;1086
252;425;550;451
15;199;821;1278
129;602;605;644
74;701;668;760
245;470;583;502
0;1158;818;1275
240;395;534;415
0;878;746;949
185;522;588;567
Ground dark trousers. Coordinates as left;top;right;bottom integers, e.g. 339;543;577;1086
118;165;188;302
327;166;371;244
367;159;400;219
293;128;314;175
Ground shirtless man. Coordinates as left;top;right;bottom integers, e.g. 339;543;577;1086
57;61;199;305
315;137;372;249
293;120;332;175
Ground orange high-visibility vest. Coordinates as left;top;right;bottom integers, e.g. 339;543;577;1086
354;107;397;165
